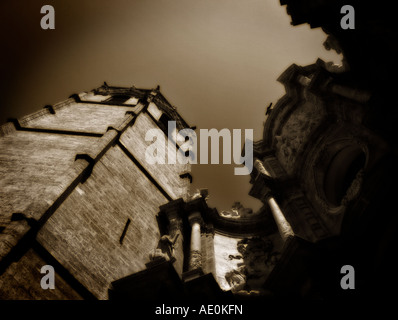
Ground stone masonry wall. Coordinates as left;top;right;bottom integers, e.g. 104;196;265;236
0;87;191;300
20;102;138;135
0;248;82;300
37;145;169;299
120;112;190;200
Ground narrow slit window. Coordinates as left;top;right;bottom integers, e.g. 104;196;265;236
119;218;131;245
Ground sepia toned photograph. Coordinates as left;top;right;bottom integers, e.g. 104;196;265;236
0;0;397;317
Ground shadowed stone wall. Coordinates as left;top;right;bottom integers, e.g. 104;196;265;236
0;85;192;299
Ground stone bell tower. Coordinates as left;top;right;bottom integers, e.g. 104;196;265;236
0;83;194;300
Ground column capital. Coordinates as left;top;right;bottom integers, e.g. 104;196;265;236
248;173;273;203
188;211;203;227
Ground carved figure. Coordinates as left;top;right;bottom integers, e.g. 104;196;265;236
149;232;180;262
225;266;247;293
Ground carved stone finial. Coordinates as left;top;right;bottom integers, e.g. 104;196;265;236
186;188;209;202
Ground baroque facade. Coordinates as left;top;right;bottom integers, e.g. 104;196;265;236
249;0;398;299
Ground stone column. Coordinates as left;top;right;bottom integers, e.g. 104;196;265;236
267;196;294;242
188;211;202;270
252;159;294;242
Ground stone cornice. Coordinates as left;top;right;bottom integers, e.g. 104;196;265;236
158;196;277;238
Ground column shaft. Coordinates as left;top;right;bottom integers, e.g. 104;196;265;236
268;196;294;242
188;212;202;270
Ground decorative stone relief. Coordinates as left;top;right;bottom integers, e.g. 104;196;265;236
275;100;326;174
149;232;180;263
188;250;202;270
224;236;281;296
220;202;255;219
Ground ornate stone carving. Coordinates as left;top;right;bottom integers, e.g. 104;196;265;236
225;265;247;293
225;236;281;296
220;202;254;219
188;211;203;226
188;250;202;270
186;188;209;202
168;216;183;236
149;232;180;263
274;100;326;175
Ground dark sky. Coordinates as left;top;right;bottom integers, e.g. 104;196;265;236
0;0;341;212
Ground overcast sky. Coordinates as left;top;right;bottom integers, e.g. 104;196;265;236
0;0;341;212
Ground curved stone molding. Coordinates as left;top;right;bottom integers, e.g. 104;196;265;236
219;202;255;219
206;205;277;238
305;125;369;217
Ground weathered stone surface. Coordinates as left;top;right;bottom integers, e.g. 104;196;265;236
200;232;215;275
0;249;82;300
120;111;190;200
274;96;326;175
0;85;191;300
0;131;99;219
37;145;169;299
20;102;137;134
213;233;242;291
221;234;282;296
